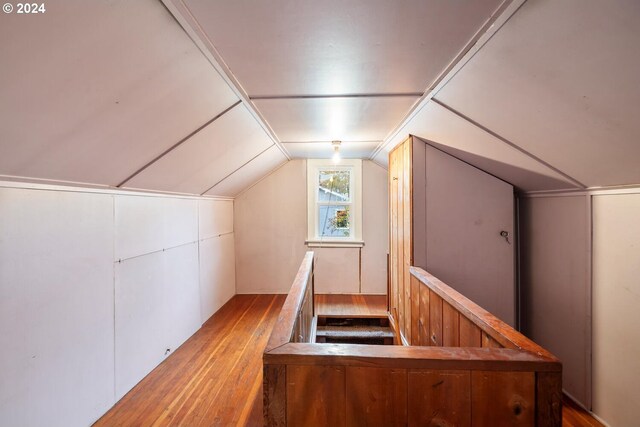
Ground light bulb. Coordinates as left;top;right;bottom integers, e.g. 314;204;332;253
332;149;341;163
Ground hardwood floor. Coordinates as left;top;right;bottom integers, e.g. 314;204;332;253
315;293;387;316
94;294;285;427
95;293;602;427
562;396;605;427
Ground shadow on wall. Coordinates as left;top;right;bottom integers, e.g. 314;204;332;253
419;137;578;192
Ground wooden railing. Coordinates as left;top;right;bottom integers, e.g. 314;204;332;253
263;254;562;426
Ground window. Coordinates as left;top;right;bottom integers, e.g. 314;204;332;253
307;159;362;247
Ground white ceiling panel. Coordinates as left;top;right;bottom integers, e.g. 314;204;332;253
283;142;380;160
205;146;287;197
0;0;238;187
254;97;419;142
182;0;504;96
124;104;273;194
436;0;640;187
372;150;389;170
385;102;579;191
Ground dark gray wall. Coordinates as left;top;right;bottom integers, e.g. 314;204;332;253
417;140;516;326
520;195;591;407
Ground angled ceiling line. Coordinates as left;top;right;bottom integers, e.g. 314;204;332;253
281;140;383;144
431;98;587;189
369;0;525;160
250;93;424;100
116;100;241;188
199;144;277;196
162;0;291;160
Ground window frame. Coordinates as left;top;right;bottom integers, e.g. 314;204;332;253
306;159;363;247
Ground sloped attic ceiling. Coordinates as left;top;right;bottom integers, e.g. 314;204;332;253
375;0;640;191
1;0;639;195
0;0;288;197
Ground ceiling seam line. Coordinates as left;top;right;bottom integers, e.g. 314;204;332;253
431;98;588;189
199;144;275;196
250;93;423;100
281;140;383;144
116;100;241;188
369;0;525;160
167;0;291;160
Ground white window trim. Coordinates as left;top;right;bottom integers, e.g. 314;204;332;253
307;159;363;247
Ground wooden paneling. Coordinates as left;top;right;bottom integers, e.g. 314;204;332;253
411;138;427;269
403;139;413;344
346;367;407;427
418;282;430;346
459;315;482;347
471;371;535;426
264;365;287;427
482;331;503;349
93;292;583;427
266;252;314;351
443;301;460;347
389;147;399;329
396;143;406;341
411;267;556;355
537;372;563;427
408;370;471;427
410;275;420;345
429;290;443;346
286;365;346;427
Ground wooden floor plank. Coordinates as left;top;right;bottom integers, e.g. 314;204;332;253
315;294;387;316
94;294;285;427
562;395;605;427
94;293;602;427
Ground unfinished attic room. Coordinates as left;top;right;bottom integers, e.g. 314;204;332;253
2;1;640;426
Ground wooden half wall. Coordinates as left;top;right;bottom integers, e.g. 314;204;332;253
263;253;562;427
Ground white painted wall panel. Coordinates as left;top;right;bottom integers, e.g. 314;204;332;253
361;161;388;294
125;104;273;194
199;199;234;239
161;244;202;355
592;194;640;426
206;146;287;198
199;234;236;322
0;188;115;427
235;160;309;294
235;159;387;294
0;0;238;186
313;248;360;294
114;243;200;400
115;196;198;260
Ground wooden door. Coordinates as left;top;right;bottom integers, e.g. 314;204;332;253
423;144;516;326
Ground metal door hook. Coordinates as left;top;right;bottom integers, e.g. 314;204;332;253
500;230;511;244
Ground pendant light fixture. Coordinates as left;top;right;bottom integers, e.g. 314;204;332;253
332;140;341;164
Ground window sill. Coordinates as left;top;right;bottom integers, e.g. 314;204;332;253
305;240;365;248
